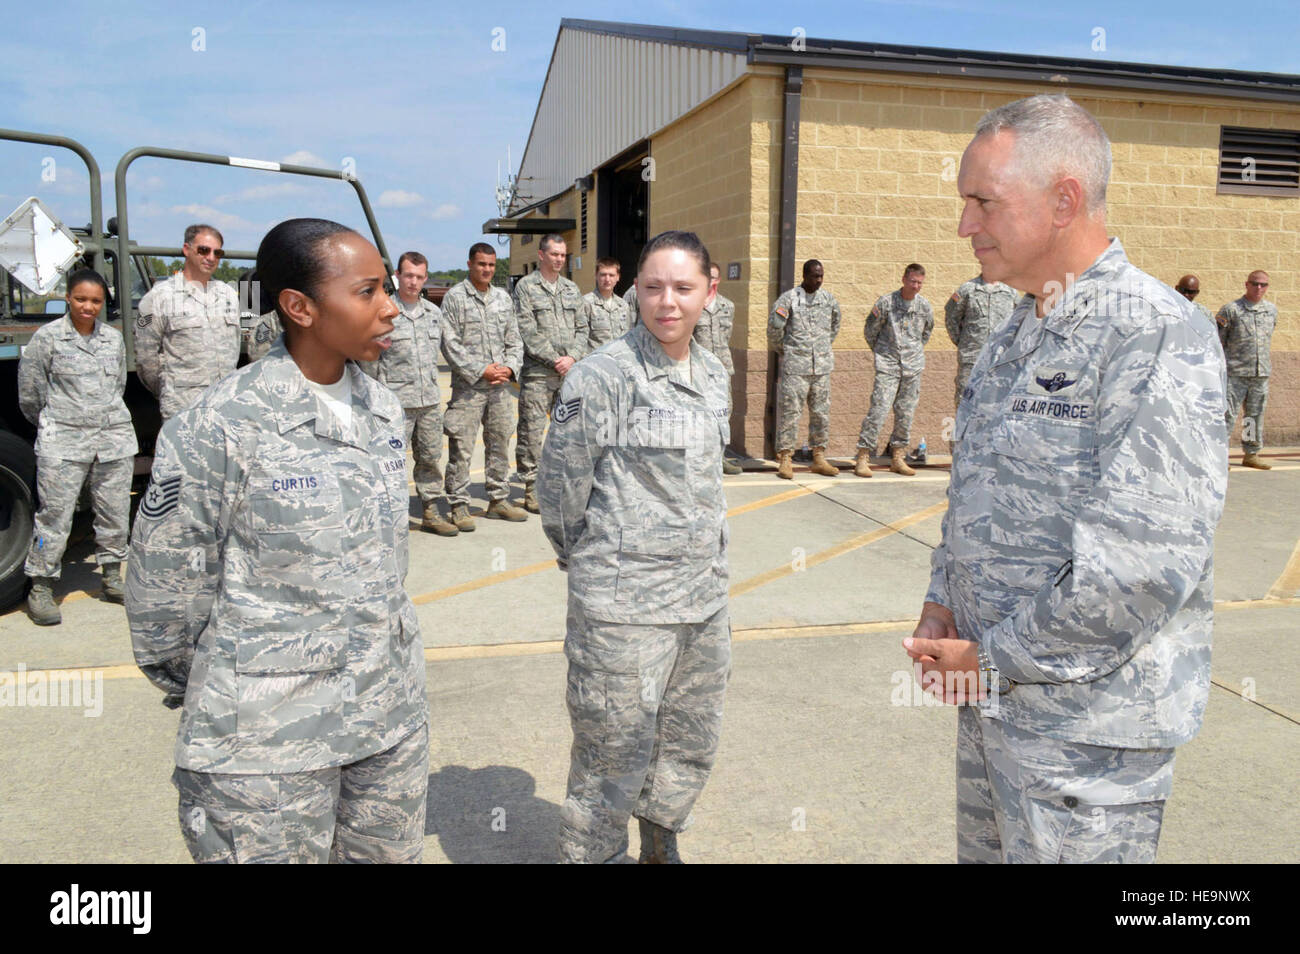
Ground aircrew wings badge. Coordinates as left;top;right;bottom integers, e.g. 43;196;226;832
139;475;181;520
553;397;581;424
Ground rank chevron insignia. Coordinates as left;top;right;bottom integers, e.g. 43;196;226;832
553;397;581;424
139;475;181;519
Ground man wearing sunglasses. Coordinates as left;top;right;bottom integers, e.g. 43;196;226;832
135;224;242;420
1216;270;1278;470
1174;274;1215;327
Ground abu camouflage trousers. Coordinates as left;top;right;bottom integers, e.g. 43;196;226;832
25;455;133;579
560;604;731;864
404;404;445;506
1225;375;1268;454
516;370;561;485
956;707;1175;864
857;370;921;452
172;722;429;864
444;384;515;506
775;370;830;452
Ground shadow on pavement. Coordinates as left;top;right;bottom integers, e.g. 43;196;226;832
426;764;562;863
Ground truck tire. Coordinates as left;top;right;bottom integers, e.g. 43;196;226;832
0;430;37;611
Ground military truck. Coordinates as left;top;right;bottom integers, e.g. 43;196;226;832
0;129;393;610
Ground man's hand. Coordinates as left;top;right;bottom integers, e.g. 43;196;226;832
482;363;511;384
554;355;576;375
903;603;983;704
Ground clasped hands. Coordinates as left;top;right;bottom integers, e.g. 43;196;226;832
903;601;986;704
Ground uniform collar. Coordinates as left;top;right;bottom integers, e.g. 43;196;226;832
629;322;711;395
54;315;102;348
462;279;490;303
1040;237;1128;339
1237;296;1269;312
259;339;396;444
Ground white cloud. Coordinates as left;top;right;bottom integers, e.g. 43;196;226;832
429;203;461;221
168;204;259;232
213;182;309;204
280;150;330;168
377;189;425;208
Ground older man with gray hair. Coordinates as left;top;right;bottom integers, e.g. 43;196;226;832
905;94;1227;863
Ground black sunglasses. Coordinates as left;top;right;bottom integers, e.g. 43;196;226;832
192;245;225;260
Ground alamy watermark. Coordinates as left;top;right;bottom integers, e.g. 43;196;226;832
0;664;103;717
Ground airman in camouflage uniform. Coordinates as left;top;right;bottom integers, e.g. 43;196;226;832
623;284;639;326
697;263;740;474
126;339;429;863
246;310;282;362
362;252;455;534
440;243;527;528
857;265;934;476
539;318;732;865
515;234;583;512
1217;270;1277;469
768;260;842;479
910;96;1227;864
945;273;1018;409
19;288;138;622
135;226;241;420
574;257;631;356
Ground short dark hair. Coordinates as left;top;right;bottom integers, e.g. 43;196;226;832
256;218;359;327
65;268;109;299
184;224;223;247
636;230;711;279
468;242;496;261
539;233;567;252
397;251;428;272
904;263;925;278
595;257;621;272
802;259;823;276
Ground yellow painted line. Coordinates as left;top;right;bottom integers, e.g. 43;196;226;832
1265;537;1300;601
411;559;556;606
729;501;949;598
1214;597;1300;611
426;639;563;662
733;619;914;642
726;485;815;517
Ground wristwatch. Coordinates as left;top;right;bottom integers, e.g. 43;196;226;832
978;644;1013;695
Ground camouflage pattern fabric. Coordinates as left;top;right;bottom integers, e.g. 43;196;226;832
695;293;735;376
172;722;428;864
767;286;841;375
1225;375;1269;454
1189;300;1216;328
927;239;1227;748
135;273;241;419
946;276;1018;407
17;315;138;462
538;322;731;625
864;289;934;375
514;270;582;483
856;370;921;452
623;285;639;326
559;604;731;863
444;385;515;506
575;291;631;356
440;279;522;505
247;311;283;362
26;456;133;578
126;340;428;775
956;707;1174;863
776;372;831;452
1216;296;1276;378
362;296;446;504
770;286;841;452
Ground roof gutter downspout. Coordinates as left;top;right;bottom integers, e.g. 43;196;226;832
766;65;803;458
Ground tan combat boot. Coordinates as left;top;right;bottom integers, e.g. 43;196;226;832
776;451;794;480
722;457;742;475
422;503;459;536
854;448;873;478
1241;453;1272;470
637;818;683;864
810;447;838;477
450;504;476;532
486;499;528;522
523;483;540;513
27;578;61;626
890;445;916;476
101;562;125;603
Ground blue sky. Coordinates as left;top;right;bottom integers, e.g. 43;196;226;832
1;0;1295;272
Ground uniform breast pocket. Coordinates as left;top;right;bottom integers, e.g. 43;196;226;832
169;312;207;347
234;628;348;743
615;525;691;602
247;474;345;599
989;418;1093;553
626;406;689;484
51;352;97;381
